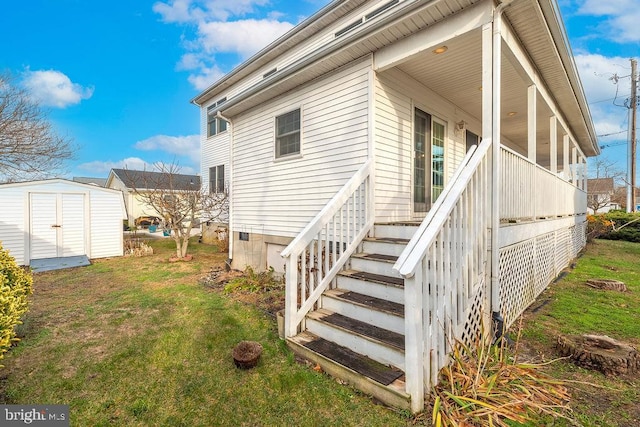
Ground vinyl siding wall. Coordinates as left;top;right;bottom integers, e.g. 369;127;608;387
231;58;371;238
0;187;26;265
374;67;481;222
90;191;125;259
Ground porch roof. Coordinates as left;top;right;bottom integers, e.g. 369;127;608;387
193;0;598;158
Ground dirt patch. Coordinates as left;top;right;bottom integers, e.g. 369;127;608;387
199;266;285;317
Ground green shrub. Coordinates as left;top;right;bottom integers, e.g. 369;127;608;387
600;211;640;243
0;244;33;364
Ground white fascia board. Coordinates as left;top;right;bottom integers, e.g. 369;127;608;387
374;0;493;72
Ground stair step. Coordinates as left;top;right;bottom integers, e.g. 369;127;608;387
287;332;410;410
336;270;404;305
340;270;404;287
352;253;398;263
309;310;404;351
326;289;403;317
323;289;404;334
350;253;400;277
302;336;404;385
374;223;420;240
362;237;409;257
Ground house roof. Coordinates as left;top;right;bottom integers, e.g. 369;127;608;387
109;169;201;191
192;0;598;158
587;178;615;195
73;176;107;187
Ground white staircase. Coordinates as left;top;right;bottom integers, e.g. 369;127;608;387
287;223;419;410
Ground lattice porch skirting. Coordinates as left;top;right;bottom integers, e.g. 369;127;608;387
499;221;586;327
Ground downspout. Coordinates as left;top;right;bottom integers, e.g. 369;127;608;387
217;111;234;270
491;0;516;341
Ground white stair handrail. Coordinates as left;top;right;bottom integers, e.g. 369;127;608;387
393;138;491;278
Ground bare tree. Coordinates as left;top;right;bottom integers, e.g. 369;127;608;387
125;163;228;260
0;73;74;182
587;156;625;213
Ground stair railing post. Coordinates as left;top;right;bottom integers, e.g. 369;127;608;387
284;254;298;338
404;267;425;413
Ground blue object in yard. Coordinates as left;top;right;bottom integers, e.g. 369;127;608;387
149;225;157;233
163;229;171;236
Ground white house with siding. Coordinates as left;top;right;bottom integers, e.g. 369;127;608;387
0;179;127;266
194;0;598;413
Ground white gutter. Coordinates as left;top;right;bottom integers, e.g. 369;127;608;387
217;111;234;266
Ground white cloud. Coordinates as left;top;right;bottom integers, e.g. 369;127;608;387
135;134;200;165
77;157;153;174
22;69;93;108
197;19;293;58
574;53;632;147
188;66;226;90
574;53;631;104
153;1;297;90
153;0;270;23
577;0;640;43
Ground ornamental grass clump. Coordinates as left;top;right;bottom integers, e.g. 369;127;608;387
430;327;576;427
0;244;33;364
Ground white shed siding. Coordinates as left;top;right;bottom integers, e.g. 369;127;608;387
89;191;125;259
61;194;86;257
374;67;481;222
231;58;371;237
0;180;126;265
0;188;26;264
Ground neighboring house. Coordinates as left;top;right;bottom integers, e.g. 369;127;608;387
587;177;619;214
193;0;598;412
0;179;127;266
105;169;201;225
73;176;108;187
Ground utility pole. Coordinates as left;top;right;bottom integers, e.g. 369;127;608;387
628;59;637;212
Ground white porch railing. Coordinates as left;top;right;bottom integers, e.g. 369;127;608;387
500;146;587;221
393;138;493;412
281;160;374;338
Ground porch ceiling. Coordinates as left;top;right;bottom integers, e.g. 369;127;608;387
394;29;547;158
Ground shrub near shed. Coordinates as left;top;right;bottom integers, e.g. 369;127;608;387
0;244;32;364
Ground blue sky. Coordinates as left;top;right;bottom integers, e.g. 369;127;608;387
1;0;638;179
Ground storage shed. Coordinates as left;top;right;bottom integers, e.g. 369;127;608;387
0;179;127;266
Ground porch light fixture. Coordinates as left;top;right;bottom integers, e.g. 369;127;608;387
432;45;448;54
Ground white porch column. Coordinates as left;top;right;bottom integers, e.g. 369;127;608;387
528;85;537;162
571;144;579;187
490;8;502;327
563;135;570;181
549;116;557;174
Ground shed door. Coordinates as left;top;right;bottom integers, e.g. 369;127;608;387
30;193;86;259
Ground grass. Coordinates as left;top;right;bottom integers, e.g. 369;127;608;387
1;238;409;426
519;238;640;426
3;237;639;426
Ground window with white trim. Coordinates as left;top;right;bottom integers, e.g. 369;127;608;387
275;109;301;158
209;165;225;194
207;98;228;137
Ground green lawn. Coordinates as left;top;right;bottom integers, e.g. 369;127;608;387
1;238;409;426
519;239;640;427
3;238;639;426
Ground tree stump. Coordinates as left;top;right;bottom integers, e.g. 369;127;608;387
232;341;263;369
585;279;627;292
557;334;639;376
